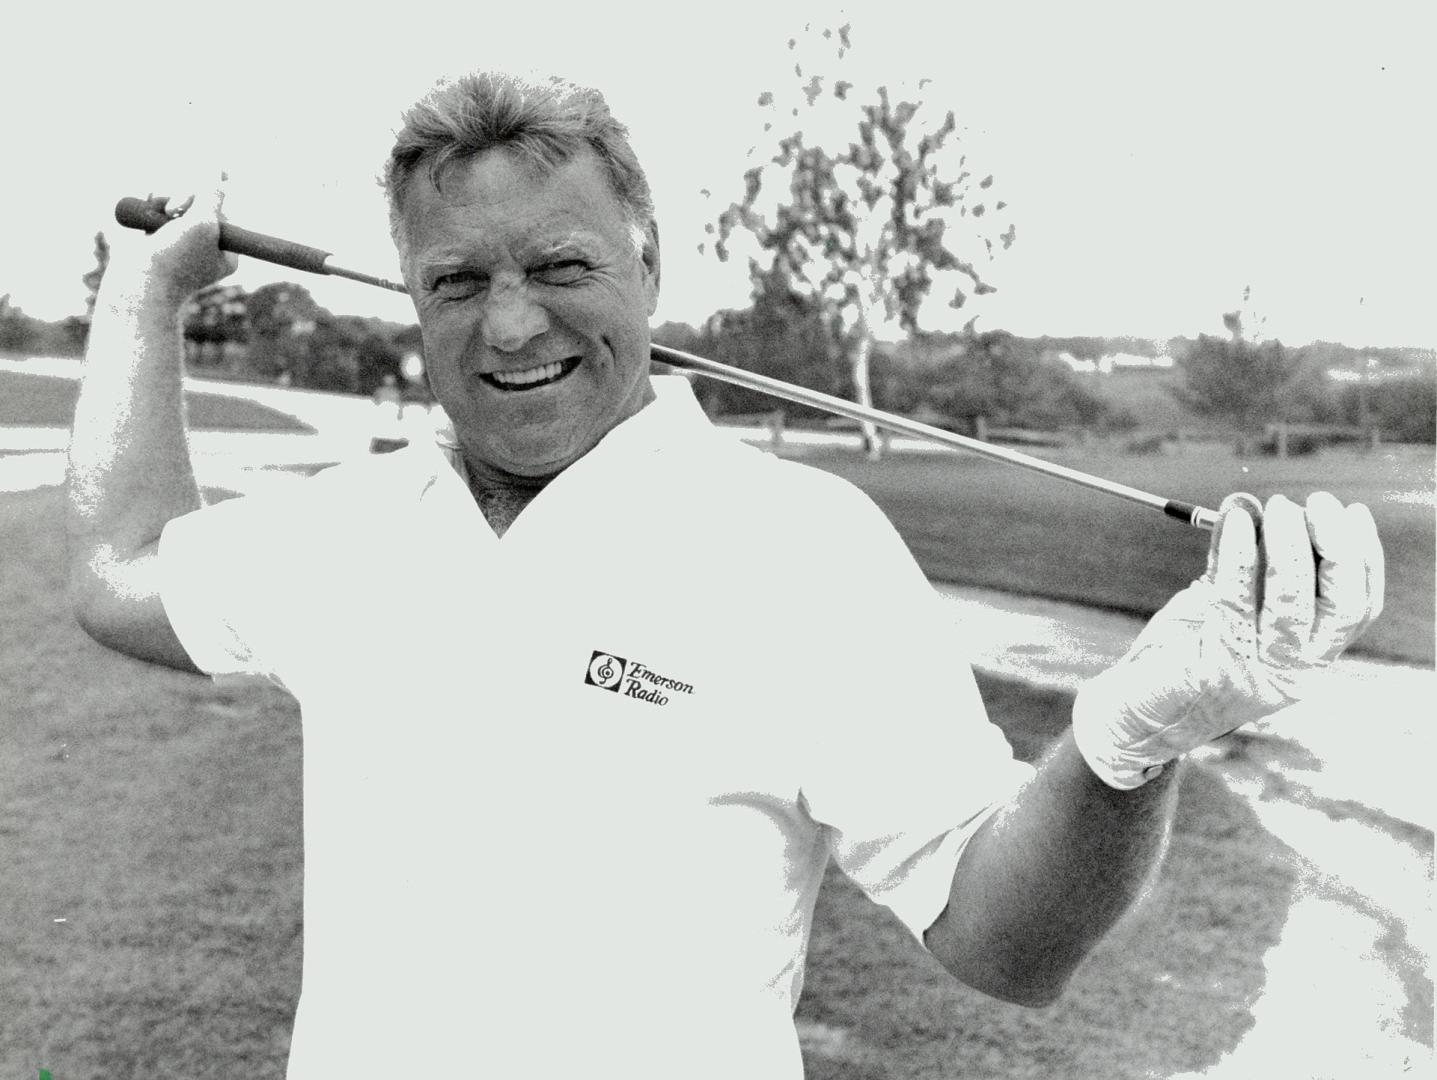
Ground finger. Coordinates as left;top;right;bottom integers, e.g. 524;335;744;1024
1205;491;1264;585
1309;500;1384;661
1306;492;1366;660
1347;501;1384;634
1258;494;1316;668
1208;493;1261;656
127;173;235;286
204;176;240;275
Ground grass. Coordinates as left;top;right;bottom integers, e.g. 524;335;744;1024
797;679;1295;1080
1;488;301;1077
789;442;1434;666
0;369;314;433
1;486;1342;1078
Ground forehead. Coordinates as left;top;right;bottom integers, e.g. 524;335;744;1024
398;147;629;264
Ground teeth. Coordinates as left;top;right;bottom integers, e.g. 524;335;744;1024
491;361;564;387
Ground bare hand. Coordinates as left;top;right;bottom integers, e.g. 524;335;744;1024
104;178;239;305
1073;491;1385;789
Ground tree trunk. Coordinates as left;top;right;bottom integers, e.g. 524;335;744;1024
849;332;882;461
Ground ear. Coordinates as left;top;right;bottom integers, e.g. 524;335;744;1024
640;218;661;317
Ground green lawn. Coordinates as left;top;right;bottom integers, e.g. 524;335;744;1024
792;441;1434;665
0;369;314;433
0;485;1386;1078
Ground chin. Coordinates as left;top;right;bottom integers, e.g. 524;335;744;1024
488;436;590;479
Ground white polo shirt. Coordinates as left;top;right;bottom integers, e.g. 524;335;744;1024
158;375;1031;1078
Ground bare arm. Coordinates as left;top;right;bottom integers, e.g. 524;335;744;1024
923;730;1178;1006
66;187;236;670
922;491;1380;1007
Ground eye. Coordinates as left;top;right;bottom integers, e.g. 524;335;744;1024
432;271;485;299
532;260;588;286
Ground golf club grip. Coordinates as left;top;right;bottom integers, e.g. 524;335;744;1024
113;197;334;276
221;225;333;275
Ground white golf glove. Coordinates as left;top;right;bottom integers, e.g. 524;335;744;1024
1074;490;1384;790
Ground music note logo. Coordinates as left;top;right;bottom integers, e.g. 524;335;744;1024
585;650;627;691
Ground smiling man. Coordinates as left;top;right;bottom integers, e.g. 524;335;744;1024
66;72;1383;1078
394;135;661;526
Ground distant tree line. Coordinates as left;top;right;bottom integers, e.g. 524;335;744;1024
1168;301;1435;447
5;232;1430;443
655;304;1131;437
0;229;428;399
180;281;427;397
654;297;1436;444
0;294;90;356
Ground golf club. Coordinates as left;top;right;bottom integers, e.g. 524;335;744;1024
115;195;1219;530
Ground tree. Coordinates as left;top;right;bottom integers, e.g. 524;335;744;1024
246;283;324;384
183;283;250;369
352;329;405;397
696;272;838;420
708;23;1015;458
879;329;1118;434
0;294;31;353
1171;288;1317;453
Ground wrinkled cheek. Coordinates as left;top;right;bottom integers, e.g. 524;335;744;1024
418;324;475;401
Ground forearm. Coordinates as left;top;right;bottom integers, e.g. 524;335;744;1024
67;267;202;569
924;730;1178;1006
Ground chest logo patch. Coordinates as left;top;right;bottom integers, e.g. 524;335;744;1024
584;649;695;707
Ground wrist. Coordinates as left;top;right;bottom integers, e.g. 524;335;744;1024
91;268;194;344
1071;673;1178;791
100;257;192;310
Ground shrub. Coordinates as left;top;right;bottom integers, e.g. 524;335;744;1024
1125;433;1173;455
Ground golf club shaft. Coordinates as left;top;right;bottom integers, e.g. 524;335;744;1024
114;197;1219;530
650;344;1216;528
114;197;407;293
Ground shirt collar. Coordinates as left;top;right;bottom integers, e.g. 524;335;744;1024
434;373;712;481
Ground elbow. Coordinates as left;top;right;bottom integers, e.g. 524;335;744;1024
69;566;106;642
68;552;138;653
71;580;123;652
968;971;1072;1010
69;548;118;642
939;954;1074;1010
925;925;1080;1009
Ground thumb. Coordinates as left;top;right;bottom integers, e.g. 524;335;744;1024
207;174;239;277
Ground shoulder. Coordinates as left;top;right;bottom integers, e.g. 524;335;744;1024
673;438;919;578
710;441;899;538
184;441;444;538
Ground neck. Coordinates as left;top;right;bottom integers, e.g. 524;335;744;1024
461;459;550;537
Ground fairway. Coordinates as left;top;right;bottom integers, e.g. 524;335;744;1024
0;368;315;433
794;442;1434;665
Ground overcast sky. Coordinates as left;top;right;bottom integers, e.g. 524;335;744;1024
3;0;1431;348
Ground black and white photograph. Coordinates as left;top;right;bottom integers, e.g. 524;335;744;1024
1;2;1430;1077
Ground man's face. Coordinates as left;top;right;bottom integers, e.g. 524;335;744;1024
398;148;660;481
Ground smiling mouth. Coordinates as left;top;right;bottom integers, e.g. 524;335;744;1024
480;358;581;392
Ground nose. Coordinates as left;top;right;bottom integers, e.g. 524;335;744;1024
480;281;550;352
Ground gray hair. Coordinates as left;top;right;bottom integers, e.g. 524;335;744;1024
383;72;653;253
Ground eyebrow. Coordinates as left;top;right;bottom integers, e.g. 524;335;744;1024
526;237;600;262
421;236;598;266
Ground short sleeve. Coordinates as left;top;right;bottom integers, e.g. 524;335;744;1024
788;471;1033;940
158;490;317;688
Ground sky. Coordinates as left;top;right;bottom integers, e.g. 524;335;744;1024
2;0;1432;349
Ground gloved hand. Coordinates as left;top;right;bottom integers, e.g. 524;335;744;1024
1073;491;1384;790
